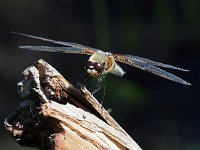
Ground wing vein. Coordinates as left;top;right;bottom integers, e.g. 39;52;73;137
12;31;97;54
114;54;191;85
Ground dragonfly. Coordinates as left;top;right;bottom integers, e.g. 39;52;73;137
12;32;191;89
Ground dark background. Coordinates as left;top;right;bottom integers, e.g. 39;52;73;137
0;0;199;150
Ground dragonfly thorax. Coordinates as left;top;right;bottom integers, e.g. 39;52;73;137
86;51;125;77
86;52;114;77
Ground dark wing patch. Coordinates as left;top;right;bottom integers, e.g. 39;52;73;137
114;54;191;85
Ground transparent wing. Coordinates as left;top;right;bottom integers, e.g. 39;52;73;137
12;31;98;54
129;55;189;71
114;54;191;85
19;46;94;55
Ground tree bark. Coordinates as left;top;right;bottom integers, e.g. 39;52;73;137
4;59;142;150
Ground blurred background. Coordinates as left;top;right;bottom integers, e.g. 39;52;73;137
0;0;199;149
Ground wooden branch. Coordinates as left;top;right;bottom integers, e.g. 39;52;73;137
4;59;142;150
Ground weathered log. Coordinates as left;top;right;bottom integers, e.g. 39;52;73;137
4;59;142;150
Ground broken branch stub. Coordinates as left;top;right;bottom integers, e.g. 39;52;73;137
4;59;142;150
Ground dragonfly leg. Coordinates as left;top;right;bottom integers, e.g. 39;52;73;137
77;74;92;89
92;76;106;105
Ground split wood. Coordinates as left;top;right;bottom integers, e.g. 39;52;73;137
4;59;142;150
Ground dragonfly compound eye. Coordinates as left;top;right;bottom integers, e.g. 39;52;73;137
94;63;103;71
85;61;94;69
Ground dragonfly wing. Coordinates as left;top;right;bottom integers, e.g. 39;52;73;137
19;46;94;55
114;54;191;85
12;31;98;54
128;55;189;71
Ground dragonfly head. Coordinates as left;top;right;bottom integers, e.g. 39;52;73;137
85;61;104;77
